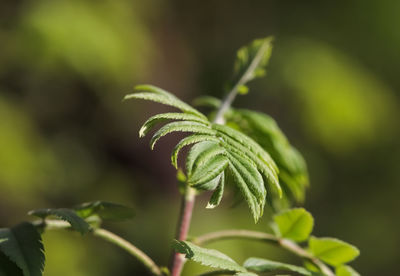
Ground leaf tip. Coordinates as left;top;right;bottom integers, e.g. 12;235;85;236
206;203;216;209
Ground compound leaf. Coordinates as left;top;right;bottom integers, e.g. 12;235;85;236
0;222;44;276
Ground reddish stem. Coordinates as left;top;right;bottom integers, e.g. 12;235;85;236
170;187;196;276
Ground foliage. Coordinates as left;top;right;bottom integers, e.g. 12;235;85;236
0;202;134;276
173;208;359;275
0;37;360;276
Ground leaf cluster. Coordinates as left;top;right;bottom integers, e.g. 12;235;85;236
174;208;360;276
0;201;134;276
125;83;281;222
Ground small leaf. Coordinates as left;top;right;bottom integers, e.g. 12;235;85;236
0;222;45;276
150;121;216;149
139;112;209;138
230;37;274;93
75;201;135;221
227;152;266;202
308;237;360;267
206;172;225;209
172;240;246;272
228;159;263;222
336;265;360;276
186;141;218;176
188;143;225;177
28;208;90;235
235;273;258;276
237;85;249;95
126;85;207;119
273;208;314;242
171;134;220;169
243;257;311;275
189;155;229;189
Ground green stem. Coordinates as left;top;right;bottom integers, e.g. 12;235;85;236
193;229;334;276
214;40;270;124
93;228;163;276
36;220;163;276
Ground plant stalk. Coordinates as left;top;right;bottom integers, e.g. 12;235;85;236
170;187;196;276
193;229;335;276
35;220;163;276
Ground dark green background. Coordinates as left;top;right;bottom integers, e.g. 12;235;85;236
0;0;399;275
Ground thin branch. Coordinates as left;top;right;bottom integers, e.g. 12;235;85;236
93;228;163;276
35;220;163;276
192;229;278;245
193;229;334;276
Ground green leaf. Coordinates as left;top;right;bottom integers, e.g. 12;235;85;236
226;109;309;203
244;257;311;275
74;201;135;221
237;85;249;95
28;208;90;235
308;237;360;267
0;222;44;276
235;273;258;276
336;265;360;276
150;121;216;149
172;240;246;272
139;112;209;138
171;134;220;169
212;124;278;171
215;125;281;197
273;208;314;242
227;152;266;201
125;85;207;119
206;172;225;209
128;85;285;222
186;141;218;176
229;37;274;93
0;250;23;276
228;158;263;222
189;155;229;189
188;143;226;178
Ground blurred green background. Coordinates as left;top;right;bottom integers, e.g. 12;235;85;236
0;0;399;275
